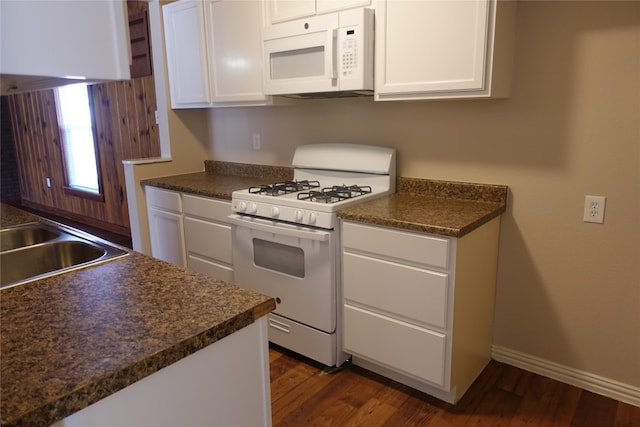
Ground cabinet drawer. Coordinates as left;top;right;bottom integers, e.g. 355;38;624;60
344;304;447;387
188;254;234;283
183;194;231;222
344;252;448;329
184;217;232;264
146;187;181;212
342;222;450;269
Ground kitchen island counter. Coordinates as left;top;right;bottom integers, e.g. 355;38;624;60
338;177;508;237
0;204;275;427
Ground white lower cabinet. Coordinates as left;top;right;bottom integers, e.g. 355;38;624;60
183;194;234;283
146;187;187;267
145;187;233;282
341;217;501;403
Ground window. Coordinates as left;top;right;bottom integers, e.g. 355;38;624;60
55;83;102;198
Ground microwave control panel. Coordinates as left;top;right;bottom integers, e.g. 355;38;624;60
340;28;360;77
336;8;373;90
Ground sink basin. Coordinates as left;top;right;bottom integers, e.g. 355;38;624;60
0;222;61;251
0;222;128;288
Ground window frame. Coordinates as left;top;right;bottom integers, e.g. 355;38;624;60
54;83;105;202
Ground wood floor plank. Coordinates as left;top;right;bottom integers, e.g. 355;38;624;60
276;368;367;426
268;347;637;427
508;374;561;426
571;390;619;427
343;396;405;427
381;393;441;427
463;387;521;427
614;401;640;426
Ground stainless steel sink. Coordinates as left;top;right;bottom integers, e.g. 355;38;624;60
0;222;128;288
1;222;61;251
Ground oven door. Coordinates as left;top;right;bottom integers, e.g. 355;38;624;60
228;214;337;333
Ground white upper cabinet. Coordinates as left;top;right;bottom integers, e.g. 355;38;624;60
163;0;270;108
374;0;517;101
205;0;269;105
0;0;130;95
163;1;211;107
267;0;370;24
268;0;316;23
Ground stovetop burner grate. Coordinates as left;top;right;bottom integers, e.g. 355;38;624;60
297;185;372;204
249;180;321;196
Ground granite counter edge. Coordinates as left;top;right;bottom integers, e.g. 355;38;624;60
338;205;506;238
5;301;276;427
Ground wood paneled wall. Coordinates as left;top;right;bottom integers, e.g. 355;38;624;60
6;1;160;236
7;75;160;235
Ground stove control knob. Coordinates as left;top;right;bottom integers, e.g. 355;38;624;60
295;210;303;222
308;212;317;225
237;201;247;212
271;207;280;218
248;202;258;214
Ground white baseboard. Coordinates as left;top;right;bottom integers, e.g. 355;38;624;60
491;345;640;407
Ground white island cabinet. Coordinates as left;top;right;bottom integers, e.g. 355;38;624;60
341;217;501;403
373;0;517;100
163;0;271;108
52;318;272;427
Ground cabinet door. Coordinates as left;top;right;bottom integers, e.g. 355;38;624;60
206;0;270;105
148;207;187;267
146;187;186;267
268;0;316;23
316;0;370;14
375;0;491;100
163;0;212;108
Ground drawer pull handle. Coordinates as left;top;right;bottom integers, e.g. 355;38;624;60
269;318;291;333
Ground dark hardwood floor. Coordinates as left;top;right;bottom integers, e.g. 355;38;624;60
269;345;639;427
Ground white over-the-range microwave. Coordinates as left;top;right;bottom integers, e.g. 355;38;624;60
262;8;374;98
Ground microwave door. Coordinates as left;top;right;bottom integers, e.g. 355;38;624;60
263;27;337;95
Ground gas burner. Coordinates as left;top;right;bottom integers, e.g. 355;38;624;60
297;185;372;204
249;180;320;196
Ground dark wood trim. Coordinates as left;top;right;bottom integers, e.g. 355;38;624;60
20;200;131;237
62;186;105;202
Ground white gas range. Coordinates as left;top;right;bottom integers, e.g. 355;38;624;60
228;143;396;367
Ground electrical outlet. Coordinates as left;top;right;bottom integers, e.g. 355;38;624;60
252;133;261;150
583;195;606;223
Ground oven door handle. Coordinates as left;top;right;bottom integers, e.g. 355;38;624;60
227;214;330;242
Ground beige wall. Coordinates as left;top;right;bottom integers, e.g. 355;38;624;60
206;1;640;388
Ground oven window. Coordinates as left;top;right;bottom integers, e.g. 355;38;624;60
253;238;305;278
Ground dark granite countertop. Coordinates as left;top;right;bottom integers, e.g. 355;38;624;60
141;160;293;200
0;204;275;427
141;162;508;238
337;177;509;237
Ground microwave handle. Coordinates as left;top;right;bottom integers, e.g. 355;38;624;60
326;29;337;80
